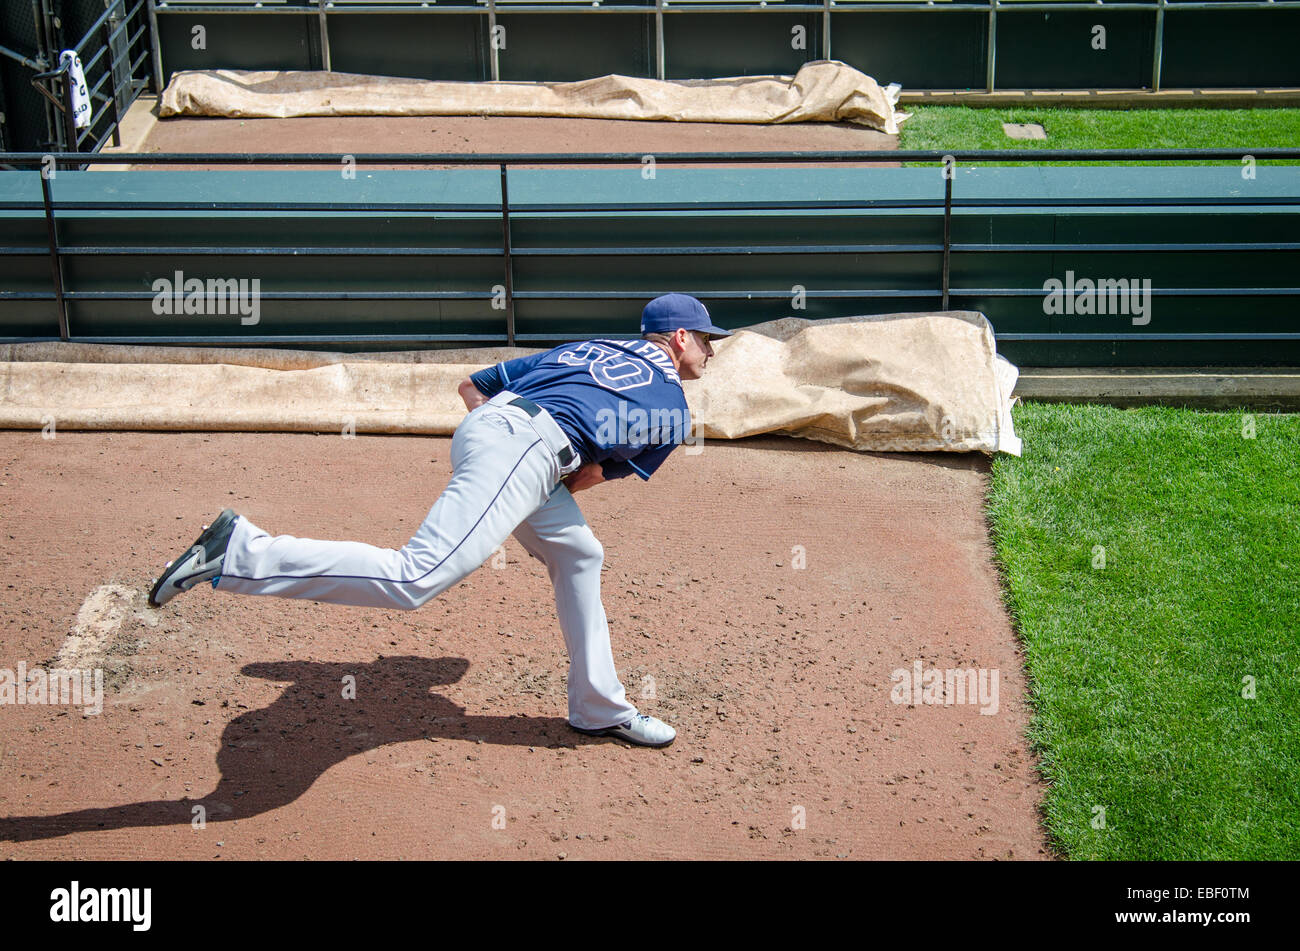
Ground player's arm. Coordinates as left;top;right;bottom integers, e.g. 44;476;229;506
458;377;489;411
563;462;605;493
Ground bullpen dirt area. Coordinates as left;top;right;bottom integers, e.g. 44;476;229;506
111;106;901;170
0;429;1047;859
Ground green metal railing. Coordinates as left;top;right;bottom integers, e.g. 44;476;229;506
1;148;1298;366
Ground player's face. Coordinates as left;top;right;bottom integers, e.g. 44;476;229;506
678;330;714;380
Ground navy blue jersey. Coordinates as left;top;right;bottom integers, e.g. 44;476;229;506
469;339;692;481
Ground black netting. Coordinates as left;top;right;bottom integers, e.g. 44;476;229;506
0;0;55;151
0;0;154;151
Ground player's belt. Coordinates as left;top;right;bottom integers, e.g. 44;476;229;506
502;395;577;470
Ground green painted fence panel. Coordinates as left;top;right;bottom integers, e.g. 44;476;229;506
995;11;1154;90
663;12;821;79
829;12;987;91
157;14;318;82
140;6;1300;100
497;14;652;82
1162;10;1300;88
1;165;1296;365
326;14;485;82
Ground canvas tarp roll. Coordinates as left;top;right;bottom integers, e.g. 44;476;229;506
0;312;1020;455
158;60;909;134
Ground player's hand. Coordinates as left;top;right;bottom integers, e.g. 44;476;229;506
563;462;604;494
458;378;489;411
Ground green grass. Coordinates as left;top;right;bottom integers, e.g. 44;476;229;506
987;402;1300;859
898;106;1300;165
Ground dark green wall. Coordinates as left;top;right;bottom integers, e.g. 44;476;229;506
147;8;1300;90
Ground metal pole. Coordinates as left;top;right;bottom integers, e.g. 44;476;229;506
104;13;122;148
1152;0;1166;92
942;171;952;310
146;0;164;95
33;0;58;147
0;43;45;71
317;0;332;72
822;0;831;61
986;0;998;93
61;64;79;153
488;0;500;82
41;172;69;341
655;0;665;80
500;163;515;347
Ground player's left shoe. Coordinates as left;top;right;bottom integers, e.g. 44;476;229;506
570;714;676;748
148;508;241;608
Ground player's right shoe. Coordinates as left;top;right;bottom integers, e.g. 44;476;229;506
148;508;241;608
570;714;676;748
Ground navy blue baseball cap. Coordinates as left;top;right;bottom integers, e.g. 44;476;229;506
641;294;732;339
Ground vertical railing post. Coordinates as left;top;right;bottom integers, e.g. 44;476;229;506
488;0;500;82
146;0;164;95
822;0;832;61
104;10;123;148
1152;0;1166;92
942;171;952;311
41;170;70;341
986;0;998;94
500;163;515;347
655;0;666;80
317;0;332;72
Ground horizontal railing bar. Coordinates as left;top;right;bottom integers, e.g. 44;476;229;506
0;246;504;256
146;1;1300;12
505;241;1300;254
953;242;1300;252
998;333;1300;340
513;244;946;254
8;288;1296;301
512;198;1300;210
514;288;1300;297
0;44;45;71
512;290;945;298
0;334;514;344
0;200;942;213
0;202;503;212
5;149;1300;165
56;290;502;300
3;242;1297;256
5;330;1297;346
4;198;1295;215
75;0;148;55
513;333;635;342
953;287;1300;296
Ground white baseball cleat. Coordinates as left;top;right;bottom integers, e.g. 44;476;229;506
571;713;676;748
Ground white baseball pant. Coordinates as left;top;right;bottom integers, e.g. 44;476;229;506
213;392;640;730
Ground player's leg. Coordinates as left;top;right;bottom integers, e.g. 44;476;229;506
510;486;641;731
203;408;559;610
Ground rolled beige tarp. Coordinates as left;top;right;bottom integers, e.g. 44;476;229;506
0;312;1020;455
158;60;909;134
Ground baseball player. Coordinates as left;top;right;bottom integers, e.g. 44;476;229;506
148;293;730;748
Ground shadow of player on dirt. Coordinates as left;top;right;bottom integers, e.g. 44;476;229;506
0;654;586;843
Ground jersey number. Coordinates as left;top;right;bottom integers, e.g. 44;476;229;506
557;342;654;392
